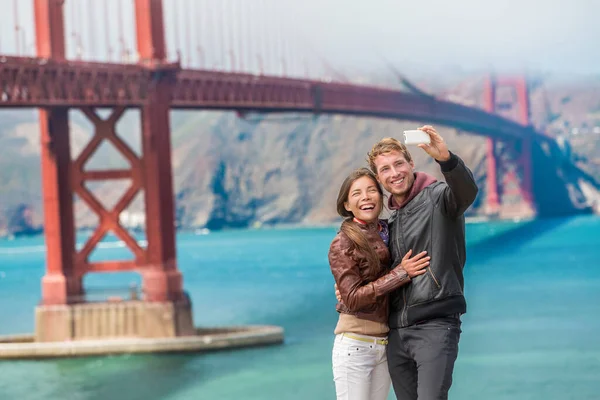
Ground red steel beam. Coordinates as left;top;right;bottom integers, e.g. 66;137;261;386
135;0;184;302
85;261;138;273
513;78;535;211
483;76;500;215
34;0;81;305
0;57;152;107
34;0;66;59
134;0;167;63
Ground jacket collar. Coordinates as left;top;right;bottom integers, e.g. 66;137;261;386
352;217;379;231
388;172;437;210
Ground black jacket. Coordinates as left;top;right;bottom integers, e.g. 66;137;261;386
388;153;478;328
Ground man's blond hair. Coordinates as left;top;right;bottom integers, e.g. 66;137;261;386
367;137;413;174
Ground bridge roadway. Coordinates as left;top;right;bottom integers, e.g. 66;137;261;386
1;56;541;142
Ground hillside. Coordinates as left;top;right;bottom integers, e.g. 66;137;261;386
0;74;598;234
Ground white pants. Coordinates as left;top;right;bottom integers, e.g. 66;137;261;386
332;333;392;400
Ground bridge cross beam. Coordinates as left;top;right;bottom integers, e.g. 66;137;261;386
71;107;145;275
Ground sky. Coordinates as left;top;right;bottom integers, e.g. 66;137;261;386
284;0;599;76
0;0;597;77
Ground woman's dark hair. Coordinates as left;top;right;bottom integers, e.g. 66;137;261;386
335;168;384;281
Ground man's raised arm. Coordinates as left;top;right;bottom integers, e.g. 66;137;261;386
417;125;478;218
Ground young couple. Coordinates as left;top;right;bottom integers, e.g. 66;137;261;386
329;125;478;400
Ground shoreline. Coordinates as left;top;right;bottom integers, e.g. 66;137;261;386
2;213;597;241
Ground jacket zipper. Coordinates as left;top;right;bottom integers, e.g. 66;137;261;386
428;267;441;288
425;191;441;290
399;212;408;327
401;286;407;326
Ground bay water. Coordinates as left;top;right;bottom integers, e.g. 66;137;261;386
0;216;599;399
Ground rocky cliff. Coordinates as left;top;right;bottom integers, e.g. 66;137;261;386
171;112;487;230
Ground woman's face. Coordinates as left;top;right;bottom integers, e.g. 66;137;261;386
344;176;382;223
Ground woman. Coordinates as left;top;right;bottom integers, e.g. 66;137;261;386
329;168;430;400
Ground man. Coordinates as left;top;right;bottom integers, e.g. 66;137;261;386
337;125;478;399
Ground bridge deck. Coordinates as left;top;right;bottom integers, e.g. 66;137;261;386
1;56;534;141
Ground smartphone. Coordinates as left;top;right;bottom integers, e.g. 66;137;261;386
403;130;431;145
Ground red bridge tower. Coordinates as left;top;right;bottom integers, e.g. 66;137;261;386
34;0;194;341
483;75;536;217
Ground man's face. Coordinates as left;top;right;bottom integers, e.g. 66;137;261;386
373;150;415;200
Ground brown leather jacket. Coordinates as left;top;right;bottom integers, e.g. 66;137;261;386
328;220;411;324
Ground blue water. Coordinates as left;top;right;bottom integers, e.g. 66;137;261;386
0;216;599;400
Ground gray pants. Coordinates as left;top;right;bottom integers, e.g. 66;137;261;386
386;316;461;400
